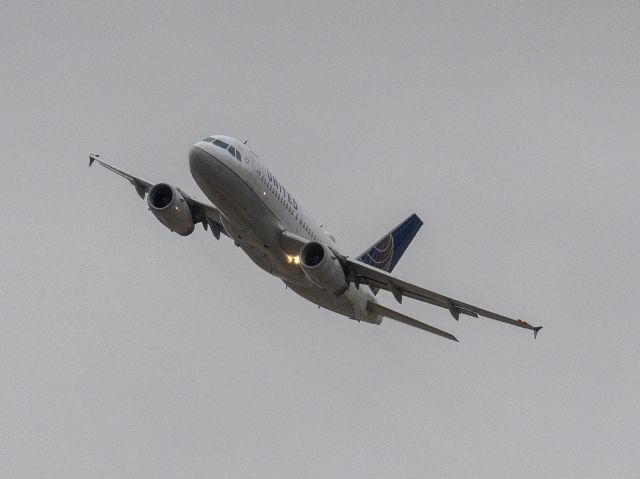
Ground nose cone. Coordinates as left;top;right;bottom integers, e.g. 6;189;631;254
189;145;209;175
189;143;239;194
189;144;223;192
189;141;251;199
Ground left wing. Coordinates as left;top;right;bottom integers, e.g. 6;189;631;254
89;154;227;238
278;230;541;338
345;257;542;338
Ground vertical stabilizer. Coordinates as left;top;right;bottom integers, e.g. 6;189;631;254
357;214;423;294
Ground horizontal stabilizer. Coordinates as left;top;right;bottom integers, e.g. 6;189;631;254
367;301;458;342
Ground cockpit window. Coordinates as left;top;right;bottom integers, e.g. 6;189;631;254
213;139;229;149
205;138;241;161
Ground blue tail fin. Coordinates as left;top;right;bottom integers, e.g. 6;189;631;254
357;214;423;294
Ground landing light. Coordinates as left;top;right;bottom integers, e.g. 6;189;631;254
286;255;301;265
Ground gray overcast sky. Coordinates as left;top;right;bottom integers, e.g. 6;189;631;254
2;1;639;477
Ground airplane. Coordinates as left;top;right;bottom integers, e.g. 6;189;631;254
89;134;542;342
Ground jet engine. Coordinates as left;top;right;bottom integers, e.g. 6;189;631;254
147;183;195;236
299;241;348;295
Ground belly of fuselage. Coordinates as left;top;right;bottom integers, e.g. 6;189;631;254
189;146;311;284
284;281;355;318
188;145;384;325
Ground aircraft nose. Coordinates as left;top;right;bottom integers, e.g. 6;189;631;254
189;144;231;190
189;145;218;177
189;145;206;171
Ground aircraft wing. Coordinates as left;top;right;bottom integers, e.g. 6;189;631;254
345;258;542;338
89;154;227;238
277;230;541;338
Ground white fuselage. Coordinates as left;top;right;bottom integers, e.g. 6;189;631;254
188;136;379;323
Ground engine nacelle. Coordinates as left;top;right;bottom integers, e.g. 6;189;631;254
147;183;195;236
300;241;348;295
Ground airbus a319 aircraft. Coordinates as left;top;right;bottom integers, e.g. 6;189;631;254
90;135;541;342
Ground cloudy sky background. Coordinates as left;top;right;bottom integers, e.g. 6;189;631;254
2;1;639;477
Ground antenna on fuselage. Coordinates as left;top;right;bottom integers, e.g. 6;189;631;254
242;138;248;144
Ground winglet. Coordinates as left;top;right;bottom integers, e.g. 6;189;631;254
533;326;543;339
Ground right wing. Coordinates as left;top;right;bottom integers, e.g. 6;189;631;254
89;154;228;239
89;154;152;198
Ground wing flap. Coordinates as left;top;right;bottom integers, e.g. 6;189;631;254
347;258;541;338
89;154;228;238
89;154;152;198
185;197;228;239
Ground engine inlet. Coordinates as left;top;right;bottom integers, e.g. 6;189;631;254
148;184;174;209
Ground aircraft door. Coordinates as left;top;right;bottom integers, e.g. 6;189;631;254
244;151;260;190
